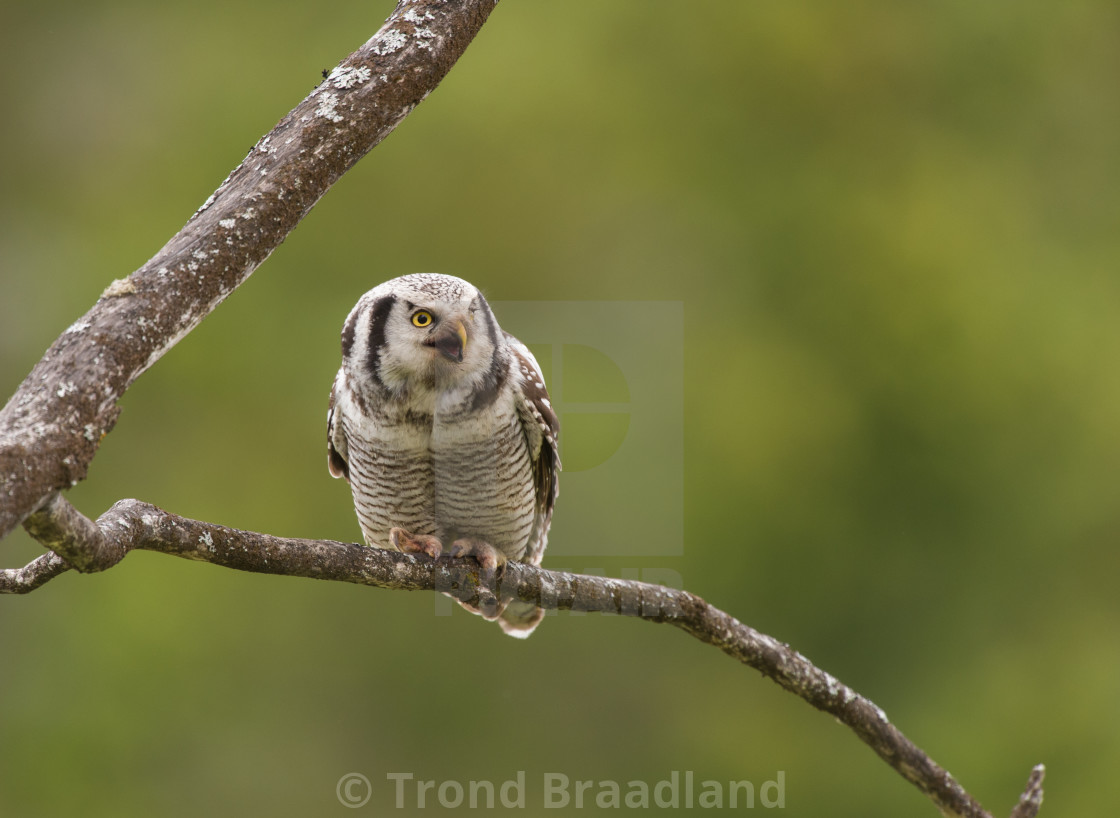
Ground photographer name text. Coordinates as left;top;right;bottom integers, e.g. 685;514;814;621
376;770;785;810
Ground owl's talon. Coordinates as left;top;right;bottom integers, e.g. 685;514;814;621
475;594;502;620
390;527;443;559
449;537;506;585
448;538;506;619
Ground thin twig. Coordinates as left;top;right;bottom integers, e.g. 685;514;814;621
9;495;1043;818
0;551;70;594
1009;764;1046;818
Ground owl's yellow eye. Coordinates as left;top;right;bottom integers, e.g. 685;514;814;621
411;310;433;328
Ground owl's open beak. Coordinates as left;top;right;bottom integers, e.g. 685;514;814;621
428;320;468;363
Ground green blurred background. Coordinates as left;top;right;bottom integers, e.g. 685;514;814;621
3;1;1119;815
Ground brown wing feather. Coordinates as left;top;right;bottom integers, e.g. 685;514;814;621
327;378;350;481
508;338;560;566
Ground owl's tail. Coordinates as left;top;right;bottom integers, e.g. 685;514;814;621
498;601;545;639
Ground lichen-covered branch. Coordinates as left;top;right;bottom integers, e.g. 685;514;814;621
6;495;1044;818
0;551;70;594
1009;765;1046;818
0;0;500;539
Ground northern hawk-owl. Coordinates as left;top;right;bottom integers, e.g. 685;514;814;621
327;274;560;637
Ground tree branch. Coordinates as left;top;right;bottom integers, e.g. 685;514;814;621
7;495;1044;818
1009;765;1046;818
0;551;70;594
0;0;499;539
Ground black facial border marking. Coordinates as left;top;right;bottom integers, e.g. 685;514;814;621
365;294;398;389
469;293;508;411
341;308;359;358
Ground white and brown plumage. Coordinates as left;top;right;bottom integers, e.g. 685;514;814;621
327;274;559;637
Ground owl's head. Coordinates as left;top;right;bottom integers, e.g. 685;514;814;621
341;273;503;396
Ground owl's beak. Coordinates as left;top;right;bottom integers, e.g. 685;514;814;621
428;319;468;363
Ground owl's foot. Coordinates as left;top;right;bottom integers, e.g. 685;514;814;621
449;538;506;583
449;538;507;619
389;527;443;559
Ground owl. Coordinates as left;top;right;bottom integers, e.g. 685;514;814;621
327;274;560;637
